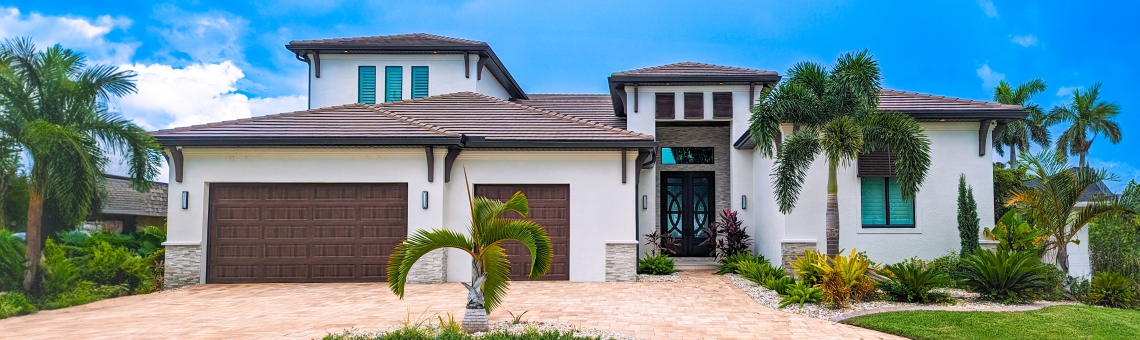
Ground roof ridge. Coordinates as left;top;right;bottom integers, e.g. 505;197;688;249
151;104;367;135
461;92;653;140
613;61;776;76
882;89;1022;109
363;104;461;137
289;32;486;45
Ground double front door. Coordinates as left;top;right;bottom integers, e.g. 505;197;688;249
660;171;714;257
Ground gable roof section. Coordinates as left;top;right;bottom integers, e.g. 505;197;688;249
880;89;1026;120
101;174;168;217
286;33;526;99
607;62;781;117
612;61;779;78
514;94;627;130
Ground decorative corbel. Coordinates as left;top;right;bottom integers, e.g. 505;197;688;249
425;146;435;183
476;54;488;80
464;52;471;79
978;119;992;156
167;147;184;183
621;149;628;183
444;147;462;183
313;51;321;78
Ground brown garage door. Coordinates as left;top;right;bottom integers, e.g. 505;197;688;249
475;184;569;281
206;183;407;283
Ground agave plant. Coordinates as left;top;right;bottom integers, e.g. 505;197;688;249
387;177;553;332
983;211;1048;254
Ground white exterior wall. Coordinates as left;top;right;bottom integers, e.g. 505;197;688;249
307;54;509;109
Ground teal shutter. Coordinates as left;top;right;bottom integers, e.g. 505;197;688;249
385;66;402;102
861;178;887;225
411;66;429;99
888;178;915;225
358;66;376;104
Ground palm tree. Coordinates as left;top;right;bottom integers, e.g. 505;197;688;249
1050;83;1122;168
387;178;553;333
0;38;163;291
749;50;931;256
1007;149;1139;274
993;79;1051;168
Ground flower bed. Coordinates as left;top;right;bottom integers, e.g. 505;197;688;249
326;321;641;340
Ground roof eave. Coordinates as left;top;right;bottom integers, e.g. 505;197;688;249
153;136;465;147
463;139;659;149
899;110;1028;121
606;75;781;116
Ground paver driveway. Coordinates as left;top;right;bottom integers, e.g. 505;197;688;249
0;271;899;339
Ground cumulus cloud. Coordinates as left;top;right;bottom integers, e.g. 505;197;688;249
978;0;999;18
1056;86;1082;98
0;7;138;64
1010;35;1038;47
149;6;249;65
976;64;1005;90
1089;158;1140;193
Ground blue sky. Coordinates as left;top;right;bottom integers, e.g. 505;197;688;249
3;0;1137;189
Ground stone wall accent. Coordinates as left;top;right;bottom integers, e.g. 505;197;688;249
605;243;638;282
780;241;818;275
408;249;448;284
164;244;202;289
655;124;732;234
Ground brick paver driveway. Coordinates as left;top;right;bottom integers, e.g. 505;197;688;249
0;271;898;339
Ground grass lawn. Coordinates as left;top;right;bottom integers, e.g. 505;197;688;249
842;305;1140;340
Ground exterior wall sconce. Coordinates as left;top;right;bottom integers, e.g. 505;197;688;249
741;195;748;210
181;191;189;210
642;195;648;209
422;191;429;209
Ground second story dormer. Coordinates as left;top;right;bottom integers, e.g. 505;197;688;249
287;33;527;109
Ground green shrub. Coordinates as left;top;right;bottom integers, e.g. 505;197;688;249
960;249;1050;303
0;230;25;292
82;241;157;293
738;261;785;285
637;253;676;275
778;283;823;308
1090;271;1138;309
763;276;795;295
791;249;826;286
877;258;951;304
716;252;767;275
927;253;967;288
134;226;166;257
1065;275;1091;303
815;249;877;308
40;281;126;310
1037;265;1066;301
0;291;36;318
41;239;82;296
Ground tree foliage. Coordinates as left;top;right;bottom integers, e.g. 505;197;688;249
1048;83;1122;167
957;174;980;257
992;79;1051;167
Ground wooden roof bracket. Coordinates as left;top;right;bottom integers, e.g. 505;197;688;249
635;148;654;170
633;84;639;113
464;52;471;78
476;53;489;80
313;51;321;78
978;119;992;156
749;82;756;107
991;120;1008;147
425;146;435;182
621;149;628;183
168;147;184;183
444;147;462;183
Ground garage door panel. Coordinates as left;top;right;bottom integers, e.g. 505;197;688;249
475;184;570;281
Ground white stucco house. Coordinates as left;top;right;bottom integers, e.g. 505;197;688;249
156;33;1028;287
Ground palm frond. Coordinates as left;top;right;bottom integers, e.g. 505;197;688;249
387;229;474;298
819;115;863;167
860;110;932;199
772;129;821;213
481;219;553;279
480;245;512;313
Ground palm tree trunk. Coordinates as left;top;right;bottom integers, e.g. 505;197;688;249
461;260;489;333
21;188;44;291
825;159;840;257
1009;147;1017;168
1055;241;1070;275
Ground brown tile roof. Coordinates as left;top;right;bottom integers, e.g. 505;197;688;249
514;94;627;130
612;62;777;77
879;89;1023;112
151;104;458;139
100;175;168;217
288;33;487;48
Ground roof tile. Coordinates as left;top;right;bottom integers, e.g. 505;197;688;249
288;33;486;47
879;89;1023;112
612;61;777;77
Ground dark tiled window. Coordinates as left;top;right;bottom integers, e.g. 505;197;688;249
661;147;714;164
713;92;733;118
656;93;675;119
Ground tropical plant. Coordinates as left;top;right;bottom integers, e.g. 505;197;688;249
1090;214;1140;285
814;249;877;308
637;253;676;275
960;249;1050;303
80;240;157;293
699;210;753;258
0;230;23;291
763;276;796;295
993;164;1027;223
1049;82;1122;167
387;182;554;333
957;174;980;257
1064;275;1091;303
0;38;164;291
877;258;952;303
642;230;678;256
738;260;786;285
992;79;1052;168
1089;271;1137;308
0;291;35;318
749;50;931;256
1007;149;1140;273
791;249;827;286
927;253;966;288
984;211;1048;254
1037;264;1066;301
40;239;81;297
778;283;824;308
716;252;767;275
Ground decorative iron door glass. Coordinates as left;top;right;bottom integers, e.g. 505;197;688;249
660;171;715;256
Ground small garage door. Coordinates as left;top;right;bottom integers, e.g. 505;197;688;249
206;183;407;283
475;184;569;281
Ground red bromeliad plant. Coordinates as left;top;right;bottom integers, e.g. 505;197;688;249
701;210;753;258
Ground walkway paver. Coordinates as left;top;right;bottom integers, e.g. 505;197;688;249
0;271;900;339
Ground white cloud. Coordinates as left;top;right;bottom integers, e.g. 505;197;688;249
1088;158;1140;193
249;95;308;117
149;6;248;65
1056;86;1082;98
0;7;138;64
978;0;999;18
976;64;1005;90
1010;35;1038;47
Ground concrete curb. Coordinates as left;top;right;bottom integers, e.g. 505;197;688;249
830;302;1070;322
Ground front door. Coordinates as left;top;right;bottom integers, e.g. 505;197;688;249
660;171;715;257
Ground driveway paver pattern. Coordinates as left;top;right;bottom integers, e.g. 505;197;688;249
0;271;899;339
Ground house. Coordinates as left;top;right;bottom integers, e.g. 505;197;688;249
87;174;168;233
1027;169;1117;277
155;33;1026;288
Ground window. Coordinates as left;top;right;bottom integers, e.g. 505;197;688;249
385;66;402;102
713;92;733;118
655;93;675;119
411;66;429;99
861;177;915;228
358;66;376;104
661;147;714;164
684;92;703;119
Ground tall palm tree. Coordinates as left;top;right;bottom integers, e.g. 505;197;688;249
387;179;553;333
1008;149;1139;274
993;79;1051;168
0;38;163;291
749;50;932;256
1050;83;1122;168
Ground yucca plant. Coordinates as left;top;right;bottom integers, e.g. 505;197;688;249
790;249;826;285
959;249;1050;303
387;178;553;333
877;258;952;303
1089;271;1138;309
716;252;767;275
779;283;824;308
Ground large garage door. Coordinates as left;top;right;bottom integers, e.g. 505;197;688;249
207;183;407;283
475;184;569;281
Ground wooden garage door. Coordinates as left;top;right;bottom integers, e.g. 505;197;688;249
206;183;407;283
475;184;569;281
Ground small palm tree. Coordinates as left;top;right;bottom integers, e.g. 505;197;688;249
1007;149;1139;274
0;38;163;291
1050;83;1122;168
993;79;1052;168
387;179;553;333
749;50;931;256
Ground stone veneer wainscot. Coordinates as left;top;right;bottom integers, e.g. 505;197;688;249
164;244;202;289
605;242;638;282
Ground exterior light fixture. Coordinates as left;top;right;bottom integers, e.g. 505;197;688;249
181;191;189;209
422;191;429;209
642;195;648;209
741;195;748;210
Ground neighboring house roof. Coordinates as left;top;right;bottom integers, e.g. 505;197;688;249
101;175;168;217
285;33;527;99
1024;167;1118;203
514;94;627;130
880;89;1026;120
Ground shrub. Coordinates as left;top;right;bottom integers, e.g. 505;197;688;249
637;253;676;275
1065;275;1091;303
0;230;25;292
985;211;1047;254
1089;271;1138;309
700;210;753;258
927;253;967;288
957;174;981;256
763;276;795;295
960;249;1050;303
81;241;156;293
1037;265;1066;301
40;281;126;310
791;249;826;286
41;239;82;296
738;261;785;285
0;291;36;318
877;258;951;304
716;252;767;275
134;226;166;257
815;249;877;308
778;283;823;308
1090;215;1140;286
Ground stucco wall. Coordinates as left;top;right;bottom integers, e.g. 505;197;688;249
307;54;509;109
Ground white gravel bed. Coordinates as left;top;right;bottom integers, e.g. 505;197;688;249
724;273;1062;321
330;321;642;339
637;273;681;282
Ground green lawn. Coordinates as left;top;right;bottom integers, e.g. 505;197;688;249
842;305;1140;340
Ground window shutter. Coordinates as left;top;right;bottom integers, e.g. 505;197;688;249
860;178;887;225
358;66;376;104
858;149;898;177
385;66;403;102
713;92;733;118
684;92;704;119
888;178;915;225
411;66;429;99
655;93;675;119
